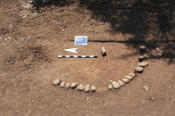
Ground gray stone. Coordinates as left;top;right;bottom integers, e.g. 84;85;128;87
90;85;96;92
52;79;60;86
71;82;77;89
112;81;120;89
118;80;124;86
84;85;90;92
138;62;149;67
60;81;65;88
108;84;113;90
78;84;84;91
65;82;70;89
135;66;144;73
122;78;130;84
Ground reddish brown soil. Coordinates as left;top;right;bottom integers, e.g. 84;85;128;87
0;0;175;116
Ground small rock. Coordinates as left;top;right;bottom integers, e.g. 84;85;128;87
112;81;120;89
125;75;134;80
128;73;136;78
71;82;77;89
108;84;113;90
143;54;149;59
156;47;163;54
143;85;150;91
135;66;144;73
122;78;130;84
78;84;84;91
60;81;65;88
90;85;96;92
84;85;90;92
139;45;147;52
138;55;146;62
118;80;125;86
52;79;60;86
138;62;149;67
65;82;70;89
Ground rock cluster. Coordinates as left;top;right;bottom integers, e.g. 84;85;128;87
53;79;96;93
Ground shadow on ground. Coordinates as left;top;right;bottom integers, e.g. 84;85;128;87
33;0;175;63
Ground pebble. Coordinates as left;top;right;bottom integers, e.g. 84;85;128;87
125;75;133;80
108;84;113;90
84;85;90;92
122;78;130;84
135;66;144;73
128;73;136;78
90;85;96;92
139;45;147;52
112;81;120;89
71;82;77;89
65;82;70;89
138;55;146;62
143;85;150;91
60;81;65;88
52;79;60;86
78;84;84;91
138;62;149;67
118;80;124;86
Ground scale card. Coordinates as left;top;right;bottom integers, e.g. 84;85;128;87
74;36;88;45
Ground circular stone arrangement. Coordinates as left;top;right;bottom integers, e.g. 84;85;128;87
52;45;163;93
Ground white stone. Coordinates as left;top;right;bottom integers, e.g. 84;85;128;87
90;85;96;92
71;82;77;89
118;80;124;86
128;73;136;78
138;62;149;67
143;85;150;91
108;84;113;90
65;82;70;89
78;84;84;91
139;45;146;51
60;81;65;88
122;78;130;84
84;85;90;92
112;81;120;89
125;75;133;80
52;79;60;86
135;66;144;73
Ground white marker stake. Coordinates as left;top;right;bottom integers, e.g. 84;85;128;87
64;48;78;53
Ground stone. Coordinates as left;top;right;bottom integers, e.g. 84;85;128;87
125;75;134;80
101;47;107;56
135;66;144;73
139;45;147;52
71;82;77;89
118;80;124;86
122;78;130;84
112;81;120;89
78;84;84;91
128;73;136;78
108;84;113;90
156;47;163;54
90;85;96;92
138;55;145;62
138;62;149;67
60;81;65;88
143;85;150;91
84;85;90;92
65;82;70;89
52;79;60;86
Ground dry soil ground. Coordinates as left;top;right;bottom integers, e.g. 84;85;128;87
0;0;175;116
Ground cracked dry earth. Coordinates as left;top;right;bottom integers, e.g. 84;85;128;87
0;0;175;116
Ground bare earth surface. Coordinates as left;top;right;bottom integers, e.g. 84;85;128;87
0;0;175;116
